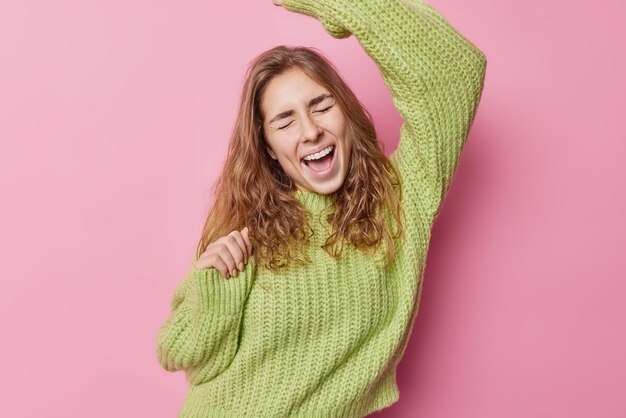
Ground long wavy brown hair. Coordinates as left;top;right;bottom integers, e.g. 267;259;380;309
195;45;405;272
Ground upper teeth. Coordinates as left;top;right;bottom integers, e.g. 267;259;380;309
303;145;334;161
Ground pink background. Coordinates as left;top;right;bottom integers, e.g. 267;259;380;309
1;1;624;417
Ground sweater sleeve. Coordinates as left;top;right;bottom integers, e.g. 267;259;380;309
155;256;256;385
282;0;487;222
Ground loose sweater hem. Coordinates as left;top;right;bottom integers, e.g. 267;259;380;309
179;369;399;418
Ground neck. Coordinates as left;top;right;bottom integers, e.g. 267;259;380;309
293;188;336;213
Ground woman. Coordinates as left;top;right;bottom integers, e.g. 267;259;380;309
156;0;487;416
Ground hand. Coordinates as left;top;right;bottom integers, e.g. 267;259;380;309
272;0;284;6
195;227;253;279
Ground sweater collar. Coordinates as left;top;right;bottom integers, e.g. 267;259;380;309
293;189;335;213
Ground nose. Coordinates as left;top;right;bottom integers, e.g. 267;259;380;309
300;113;323;141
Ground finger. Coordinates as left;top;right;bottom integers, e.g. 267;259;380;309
241;227;252;257
224;230;246;276
197;252;230;279
237;228;250;262
219;236;246;277
228;229;248;267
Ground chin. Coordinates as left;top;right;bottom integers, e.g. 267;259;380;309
304;174;346;195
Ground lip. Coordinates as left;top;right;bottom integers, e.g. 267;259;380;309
300;144;337;179
300;143;335;160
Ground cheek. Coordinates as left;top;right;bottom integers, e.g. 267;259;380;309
330;111;345;128
271;140;299;163
333;114;349;142
335;118;349;147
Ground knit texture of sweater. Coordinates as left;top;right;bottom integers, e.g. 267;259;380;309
155;0;486;416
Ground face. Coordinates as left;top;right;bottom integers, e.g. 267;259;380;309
261;67;351;195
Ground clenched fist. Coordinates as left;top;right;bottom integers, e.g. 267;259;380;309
195;227;253;279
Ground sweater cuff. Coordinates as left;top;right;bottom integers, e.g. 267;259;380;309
190;262;255;316
282;0;352;39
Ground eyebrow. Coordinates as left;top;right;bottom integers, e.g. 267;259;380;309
268;93;334;125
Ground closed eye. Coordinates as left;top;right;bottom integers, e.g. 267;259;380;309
316;105;333;113
277;122;292;130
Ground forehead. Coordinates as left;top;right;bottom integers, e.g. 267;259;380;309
262;68;330;112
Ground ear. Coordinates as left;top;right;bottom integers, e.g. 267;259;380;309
266;145;277;160
261;124;277;160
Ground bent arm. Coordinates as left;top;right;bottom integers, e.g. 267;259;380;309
155;257;255;385
282;0;487;222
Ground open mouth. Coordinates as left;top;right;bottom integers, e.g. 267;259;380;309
300;145;336;177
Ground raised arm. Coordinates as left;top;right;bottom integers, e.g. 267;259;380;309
155;258;255;385
282;0;487;222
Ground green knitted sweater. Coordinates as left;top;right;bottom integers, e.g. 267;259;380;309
155;0;486;416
